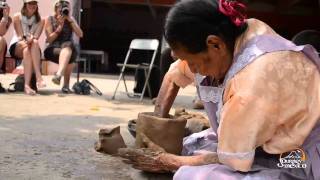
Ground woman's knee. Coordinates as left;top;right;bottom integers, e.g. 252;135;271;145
32;39;39;45
31;39;40;49
60;47;73;59
13;42;27;58
62;46;72;53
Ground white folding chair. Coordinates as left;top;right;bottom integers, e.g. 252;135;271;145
112;39;159;101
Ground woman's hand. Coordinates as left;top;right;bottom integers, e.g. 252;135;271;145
65;15;73;23
55;15;64;33
118;148;178;173
26;34;34;46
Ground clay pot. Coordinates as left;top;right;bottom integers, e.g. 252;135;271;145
135;112;187;155
94;126;126;155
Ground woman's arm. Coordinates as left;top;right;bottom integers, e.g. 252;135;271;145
33;19;44;40
0;6;11;36
66;16;83;38
45;16;63;43
13;14;24;41
154;60;194;117
154;73;180;118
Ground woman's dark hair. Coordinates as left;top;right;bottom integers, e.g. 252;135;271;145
0;9;3;19
21;3;41;23
165;0;247;53
292;30;320;53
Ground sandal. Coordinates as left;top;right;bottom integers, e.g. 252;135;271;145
62;86;72;94
52;74;61;85
0;83;5;93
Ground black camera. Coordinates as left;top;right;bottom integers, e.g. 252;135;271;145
60;1;69;16
0;1;7;9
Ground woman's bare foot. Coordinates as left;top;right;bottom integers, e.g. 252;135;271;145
36;79;46;89
24;85;36;95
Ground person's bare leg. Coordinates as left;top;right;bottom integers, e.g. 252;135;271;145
23;48;36;95
14;42;35;95
30;40;45;88
56;47;72;76
63;63;74;88
0;37;6;71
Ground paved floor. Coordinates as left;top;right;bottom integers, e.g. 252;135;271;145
0;73;198;180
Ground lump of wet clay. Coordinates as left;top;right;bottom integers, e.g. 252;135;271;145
135;112;187;155
174;108;210;136
95;126;127;155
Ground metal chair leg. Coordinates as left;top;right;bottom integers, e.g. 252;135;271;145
122;74;131;98
112;71;124;100
144;69;152;98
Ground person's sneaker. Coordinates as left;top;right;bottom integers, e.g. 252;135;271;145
52;74;61;85
62;87;72;94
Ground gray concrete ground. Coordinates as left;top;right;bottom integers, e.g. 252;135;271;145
0;73;199;180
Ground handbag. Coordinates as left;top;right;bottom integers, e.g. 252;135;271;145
8;74;37;92
72;79;102;96
0;83;5;93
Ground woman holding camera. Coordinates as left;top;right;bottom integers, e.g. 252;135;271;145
9;0;45;95
44;0;83;93
0;2;11;92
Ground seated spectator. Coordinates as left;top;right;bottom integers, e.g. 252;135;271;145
9;0;45;95
0;2;11;73
44;0;83;93
0;1;11;92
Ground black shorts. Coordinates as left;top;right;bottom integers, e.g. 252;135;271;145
9;42;42;60
44;41;77;64
0;45;7;72
9;42;21;60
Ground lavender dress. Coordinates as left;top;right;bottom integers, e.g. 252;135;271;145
175;35;320;180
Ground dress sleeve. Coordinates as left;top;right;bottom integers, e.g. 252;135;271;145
217;51;320;171
167;59;194;88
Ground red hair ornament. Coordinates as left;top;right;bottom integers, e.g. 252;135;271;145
219;0;247;26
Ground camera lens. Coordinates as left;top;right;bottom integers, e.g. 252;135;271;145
0;2;7;8
62;8;69;16
60;2;69;16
